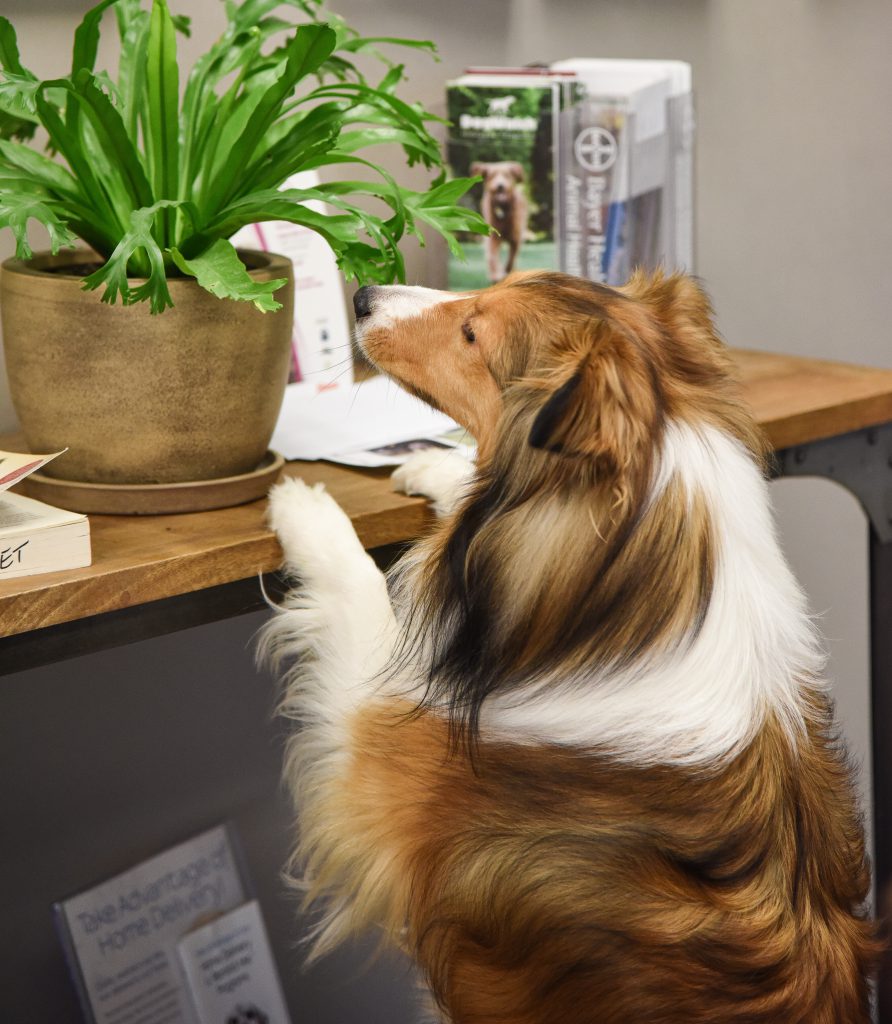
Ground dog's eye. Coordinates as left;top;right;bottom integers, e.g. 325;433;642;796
462;323;476;344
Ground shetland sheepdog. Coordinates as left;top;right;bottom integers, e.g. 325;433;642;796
260;271;878;1023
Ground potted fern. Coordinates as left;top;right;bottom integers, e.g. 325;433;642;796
0;0;486;504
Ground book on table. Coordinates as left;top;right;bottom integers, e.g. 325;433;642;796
0;449;91;581
0;490;91;580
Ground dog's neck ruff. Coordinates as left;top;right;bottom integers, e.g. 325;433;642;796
476;421;824;768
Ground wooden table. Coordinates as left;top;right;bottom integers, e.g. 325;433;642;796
3;348;892;1015
2;348;891;644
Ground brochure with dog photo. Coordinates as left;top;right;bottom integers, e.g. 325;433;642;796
53;823;250;1024
446;73;566;289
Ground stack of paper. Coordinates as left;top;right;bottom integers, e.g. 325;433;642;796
270;375;470;467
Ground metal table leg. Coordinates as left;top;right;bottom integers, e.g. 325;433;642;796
871;529;892;1014
775;423;892;1020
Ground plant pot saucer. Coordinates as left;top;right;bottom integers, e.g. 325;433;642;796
19;451;285;516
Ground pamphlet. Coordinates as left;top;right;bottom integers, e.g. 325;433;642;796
53;824;250;1024
231;170;353;391
0;447;66;491
270;374;458;463
445;72;566;291
178;901;292;1024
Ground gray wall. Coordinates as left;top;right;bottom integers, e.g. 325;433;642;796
0;613;421;1022
1;0;888;1017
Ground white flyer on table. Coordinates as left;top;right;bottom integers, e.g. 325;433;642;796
271;374;458;462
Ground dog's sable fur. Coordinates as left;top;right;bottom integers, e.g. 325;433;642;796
261;271;878;1023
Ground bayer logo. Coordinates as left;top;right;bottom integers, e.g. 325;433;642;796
574;127;618;173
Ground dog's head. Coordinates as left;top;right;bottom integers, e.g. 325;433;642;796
471;161;525;199
353;270;757;474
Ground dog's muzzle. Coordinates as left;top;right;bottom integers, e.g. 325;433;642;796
353;285;468;347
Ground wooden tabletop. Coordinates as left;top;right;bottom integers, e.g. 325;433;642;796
3;347;892;641
731;350;892;451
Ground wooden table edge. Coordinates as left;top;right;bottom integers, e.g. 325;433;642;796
0;486;432;641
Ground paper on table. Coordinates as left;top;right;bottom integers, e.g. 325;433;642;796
270;375;457;462
0;448;66;492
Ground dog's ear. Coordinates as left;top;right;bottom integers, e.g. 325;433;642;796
529;321;660;471
508;162;525;182
471;162;489;180
624;269;718;345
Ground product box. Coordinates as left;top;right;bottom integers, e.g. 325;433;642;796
445;71;570;289
445;61;694;289
553;59;694;284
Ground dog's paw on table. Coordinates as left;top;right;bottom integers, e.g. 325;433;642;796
391;449;474;517
266;477;365;575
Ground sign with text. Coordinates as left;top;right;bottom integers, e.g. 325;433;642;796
54;824;249;1024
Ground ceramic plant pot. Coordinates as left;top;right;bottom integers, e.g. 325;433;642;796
0;249;294;487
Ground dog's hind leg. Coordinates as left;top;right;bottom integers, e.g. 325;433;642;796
391;449;474;517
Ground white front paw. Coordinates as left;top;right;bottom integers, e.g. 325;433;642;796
267;477;365;578
391;449;474;517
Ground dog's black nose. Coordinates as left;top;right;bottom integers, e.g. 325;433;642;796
353;286;375;319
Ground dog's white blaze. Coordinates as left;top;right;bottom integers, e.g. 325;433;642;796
479;421;824;766
354;284;467;344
